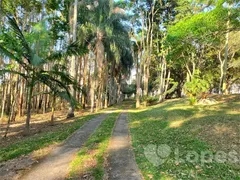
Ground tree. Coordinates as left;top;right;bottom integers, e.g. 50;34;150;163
67;0;78;118
77;0;133;111
0;15;75;134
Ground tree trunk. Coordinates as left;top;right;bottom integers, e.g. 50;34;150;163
90;59;96;113
90;77;95;113
77;57;82;103
103;56;108;109
95;30;105;111
0;81;7;121
136;50;141;108
159;60;166;102
50;94;56;126
24;81;33;135
117;74;121;104
18;69;24;117
67;0;78;118
42;85;47;114
104;86;108;108
82;55;88;109
222;5;230;94
6;76;11;116
4;81;18;137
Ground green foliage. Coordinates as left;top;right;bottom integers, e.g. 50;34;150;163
146;96;159;104
0;14;76;106
77;0;133;72
189;96;198;105
184;70;210;105
129;96;240;179
121;83;136;96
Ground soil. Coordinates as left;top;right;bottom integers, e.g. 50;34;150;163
0;110;89;148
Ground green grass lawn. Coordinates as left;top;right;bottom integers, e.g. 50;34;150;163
67;112;119;180
0;113;96;162
128;95;240;180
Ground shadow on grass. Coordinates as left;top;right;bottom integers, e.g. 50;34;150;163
128;96;240;179
0;113;96;162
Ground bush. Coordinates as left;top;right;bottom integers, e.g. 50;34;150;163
146;96;159;104
184;71;209;105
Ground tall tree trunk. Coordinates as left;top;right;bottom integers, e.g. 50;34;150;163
6;75;11;116
103;57;108;108
136;50;141;108
90;77;95;113
222;4;230;94
36;84;40;113
218;50;224;94
95;30;105;111
4;80;18;137
90;59;96;113
24;81;33;135
77;57;82;103
18;68;24;117
42;85;47;114
50;94;56;126
82;55;88;109
67;0;78;118
117;73;121;103
0;80;7;121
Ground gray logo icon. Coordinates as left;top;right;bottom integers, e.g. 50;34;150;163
144;144;171;166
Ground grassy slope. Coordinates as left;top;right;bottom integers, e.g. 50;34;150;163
67;112;120;180
129;95;240;180
0;114;96;162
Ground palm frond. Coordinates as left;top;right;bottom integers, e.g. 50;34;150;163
6;14;32;63
0;69;29;79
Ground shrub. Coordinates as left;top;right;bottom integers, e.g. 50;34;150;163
146;96;159;104
184;71;210;105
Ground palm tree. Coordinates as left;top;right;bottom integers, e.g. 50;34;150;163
78;0;133;111
0;14;76;135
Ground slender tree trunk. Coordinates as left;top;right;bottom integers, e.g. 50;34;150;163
117;74;121;103
18;69;24;117
90;59;96;113
0;81;7;121
50;94;56;126
24;81;33;135
218;50;224;94
4;81;17;137
67;0;78;118
222;5;230;94
6;76;11;116
159;60;167;102
42;85;47;114
90;78;95;113
77;57;82;103
36;84;40;113
82;55;88;109
87;57;91;107
136;50;141;108
103;57;108;108
143;61;149;107
104;86;108;108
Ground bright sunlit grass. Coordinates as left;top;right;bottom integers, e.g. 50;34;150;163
128;95;240;179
